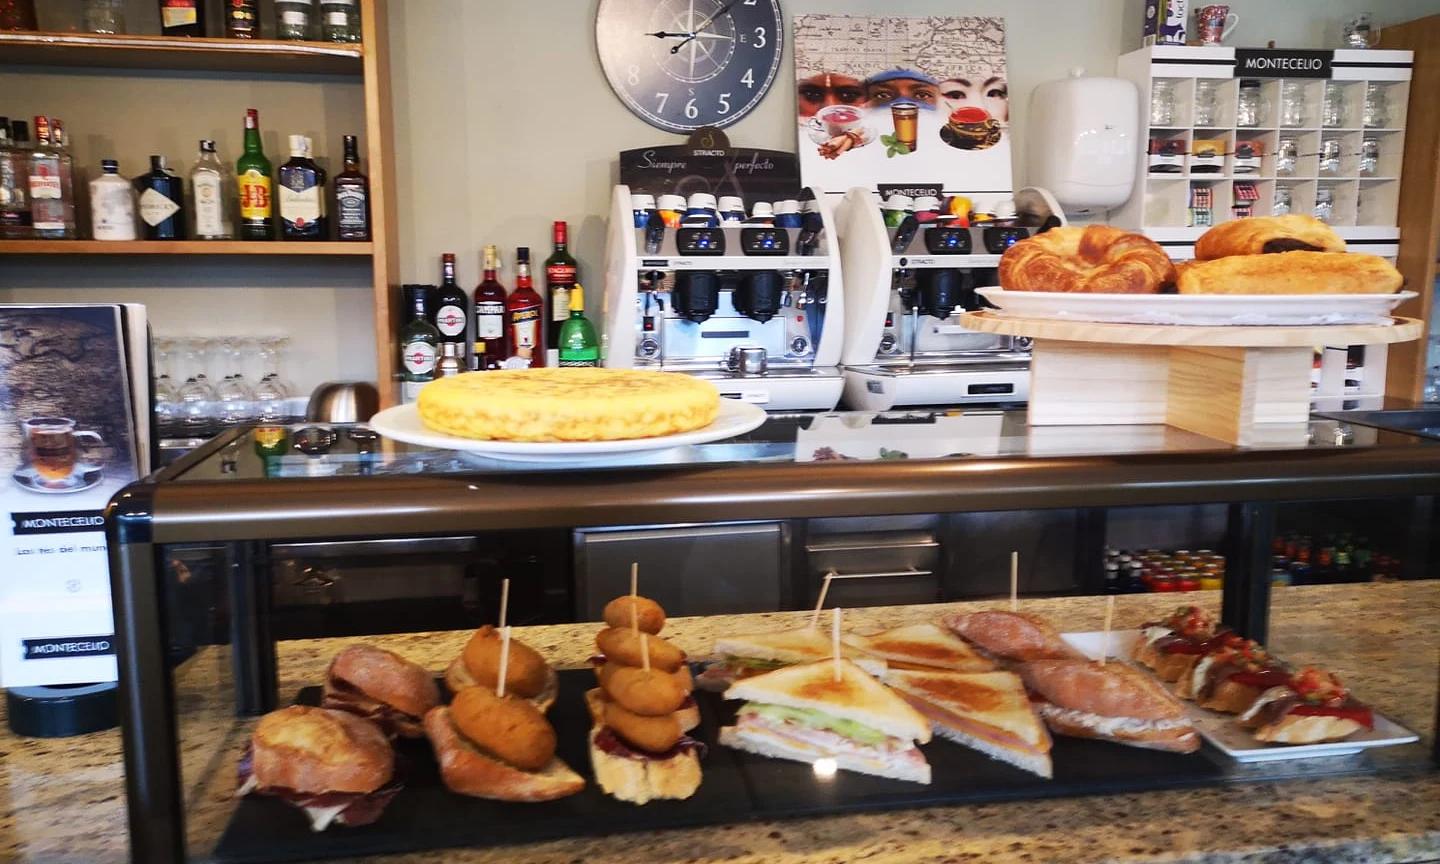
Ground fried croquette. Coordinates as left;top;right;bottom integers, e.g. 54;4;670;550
595;627;685;673
603;700;683;753
602;664;687;717
595;661;693;696
602;595;666;634
461;625;548;699
449;685;556;772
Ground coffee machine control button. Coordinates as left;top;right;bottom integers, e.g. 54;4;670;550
879;332;897;353
739;227;789;256
924;228;972;254
637;337;661;359
789;336;811;356
981;226;1027;254
1014;336;1034;351
675;228;727;255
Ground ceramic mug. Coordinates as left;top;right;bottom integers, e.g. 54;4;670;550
1196;4;1238;45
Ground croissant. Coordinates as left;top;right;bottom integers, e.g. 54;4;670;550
1194;215;1346;260
999;225;1175;294
1176;251;1402;295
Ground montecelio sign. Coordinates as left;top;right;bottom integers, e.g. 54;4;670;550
1233;48;1333;79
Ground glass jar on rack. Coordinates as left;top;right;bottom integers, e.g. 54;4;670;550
1321;81;1347;128
1272;186;1293;217
275;0;315;40
1313;186;1335;224
1275;136;1299;176
83;0;125;33
1363;83;1390;128
1359;136;1381;177
1319;137;1343;176
1193;79;1220;127
1236;79;1265;127
1281;80;1308;127
1150;79;1177;126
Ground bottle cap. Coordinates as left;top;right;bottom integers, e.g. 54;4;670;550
912;196;941;213
718;195;744;211
631;193;655;210
686;192;717;210
883;193;914;212
200;139;216;152
751;201;774;217
101;159;119;172
570;284;584;313
775;199;800;214
657;194;686;211
288;134;307;155
151;154;167;170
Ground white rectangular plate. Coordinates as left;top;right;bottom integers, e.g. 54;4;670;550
1061;630;1420;763
977;288;1417;327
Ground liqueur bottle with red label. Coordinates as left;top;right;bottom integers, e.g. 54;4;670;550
504;247;544;369
472;244;507;370
544;220;578;350
433;252;469;359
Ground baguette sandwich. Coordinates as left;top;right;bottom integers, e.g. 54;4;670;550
883;668;1052;778
719;659;932;784
320;644;440;738
843;623;996;673
697;626;888;690
237;706;401;832
424;685;584;802
1019;659;1200;753
942;611;1085;665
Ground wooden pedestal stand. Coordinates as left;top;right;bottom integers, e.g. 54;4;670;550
961;312;1423;446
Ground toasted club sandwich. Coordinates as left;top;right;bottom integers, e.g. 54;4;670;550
882;668;1052;778
844;623;996;673
719;659;932;784
697;627;888;690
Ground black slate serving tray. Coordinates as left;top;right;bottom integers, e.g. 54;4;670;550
214;669;1223;863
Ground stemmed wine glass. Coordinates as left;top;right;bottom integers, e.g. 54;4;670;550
257;336;296;421
175;337;219;438
214;337;256;426
152;336;179;436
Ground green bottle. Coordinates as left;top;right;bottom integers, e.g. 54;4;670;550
236;108;273;240
557;284;598;367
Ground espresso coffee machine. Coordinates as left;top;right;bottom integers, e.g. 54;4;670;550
602;184;845;411
835;186;1065;411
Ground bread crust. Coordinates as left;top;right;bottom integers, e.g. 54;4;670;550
324;644;440;721
1194;214;1345;259
1034;702;1200;753
424;707;584;801
446;655;558;713
1176;251;1402;295
943;611;1084;664
999;225;1175;294
1020;660;1188;721
1199;678;1265;714
588;726;701;805
1252;713;1362;744
252;706;394;794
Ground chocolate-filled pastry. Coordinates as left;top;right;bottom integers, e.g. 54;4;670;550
1176;251;1402;295
1193;214;1345;260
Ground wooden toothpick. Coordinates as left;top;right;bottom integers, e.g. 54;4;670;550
832;607;842;682
498;578;510;630
497;625;512;698
630;562;638;600
810;572;835;629
1100;596;1116;667
1010;551;1019;612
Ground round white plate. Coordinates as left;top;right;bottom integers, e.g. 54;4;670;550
368;398;768;463
976;287;1417;327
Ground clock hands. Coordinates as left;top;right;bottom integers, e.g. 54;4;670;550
644;30;692;39
670;0;737;53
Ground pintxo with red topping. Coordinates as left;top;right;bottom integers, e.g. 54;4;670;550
1183;636;1291;712
1238;668;1375;745
1133;606;1221;682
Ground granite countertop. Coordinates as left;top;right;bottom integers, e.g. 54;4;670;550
2;583;1437;864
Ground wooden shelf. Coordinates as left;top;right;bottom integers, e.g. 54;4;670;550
0;31;362;75
0;240;373;256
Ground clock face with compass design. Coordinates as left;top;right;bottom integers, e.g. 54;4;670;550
596;0;784;133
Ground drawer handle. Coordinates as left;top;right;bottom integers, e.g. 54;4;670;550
805;540;939;553
825;569;933;580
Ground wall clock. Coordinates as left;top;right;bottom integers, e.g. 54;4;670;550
596;0;784;133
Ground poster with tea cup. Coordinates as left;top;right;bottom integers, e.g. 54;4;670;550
795;15;1013;205
0;305;143;687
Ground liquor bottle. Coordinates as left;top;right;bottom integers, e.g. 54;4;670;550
225;0;258;38
237;109;273;240
434;253;469;356
277;135;327;240
135;155;186;240
557;284;599;367
319;0;360;42
275;0;315;40
0;0;37;30
504;247;544;369
50;119;77;236
473;244;507;370
158;0;205;36
189;140;234;240
0;118;31;240
332;134;370;241
90;160;137;241
28;117;75;240
544;221;578;349
399;284;440;403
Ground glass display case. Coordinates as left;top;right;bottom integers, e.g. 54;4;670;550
105;409;1440;864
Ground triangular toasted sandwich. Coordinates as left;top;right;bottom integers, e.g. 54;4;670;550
718;659;931;784
882;668;1052;778
844;623;996;673
697;627;887;690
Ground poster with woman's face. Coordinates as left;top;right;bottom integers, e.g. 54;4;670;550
795;16;1013;197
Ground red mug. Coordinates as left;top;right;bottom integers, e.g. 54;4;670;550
1196;4;1238;45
